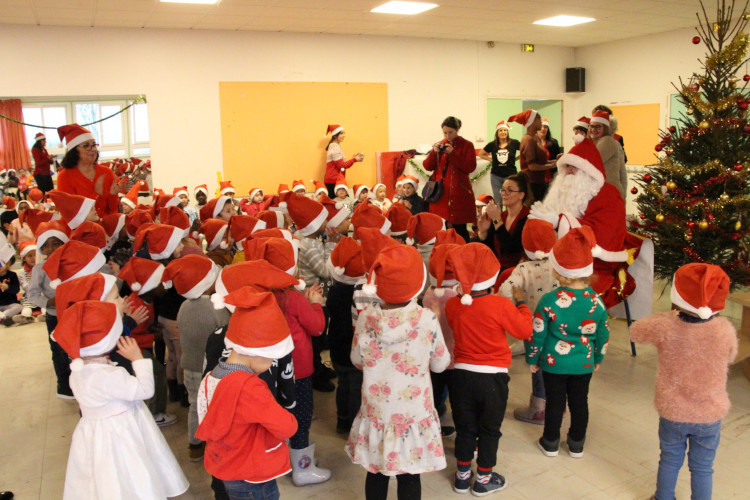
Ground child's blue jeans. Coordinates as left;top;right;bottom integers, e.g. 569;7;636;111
222;479;279;500
655;417;721;500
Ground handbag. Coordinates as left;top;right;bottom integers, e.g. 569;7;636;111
422;152;449;204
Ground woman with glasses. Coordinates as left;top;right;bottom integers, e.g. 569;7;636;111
588;110;627;200
475;172;533;270
57;124;125;217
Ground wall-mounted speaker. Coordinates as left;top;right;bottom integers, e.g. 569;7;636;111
566;67;585;93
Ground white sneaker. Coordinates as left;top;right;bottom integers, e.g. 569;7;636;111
154;413;177;427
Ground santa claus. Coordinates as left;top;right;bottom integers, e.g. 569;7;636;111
530;134;628;307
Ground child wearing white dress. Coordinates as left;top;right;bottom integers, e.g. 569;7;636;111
53;300;188;500
346;244;450;500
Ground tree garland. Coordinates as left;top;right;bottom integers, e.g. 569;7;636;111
0;95;147;129
407;157;492;183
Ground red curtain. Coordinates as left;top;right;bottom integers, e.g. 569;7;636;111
0;99;31;171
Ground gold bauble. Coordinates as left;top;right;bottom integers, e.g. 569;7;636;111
720;192;730;201
699;220;709;230
736;221;742;231
655;213;665;223
666;181;677;190
699;120;710;129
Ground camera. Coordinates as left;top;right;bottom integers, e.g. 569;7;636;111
437;143;449;152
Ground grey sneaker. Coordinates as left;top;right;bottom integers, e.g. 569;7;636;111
453;470;474;494
12;314;35;325
471;472;507;497
566;435;585;458
154;413;177;427
537;436;559;457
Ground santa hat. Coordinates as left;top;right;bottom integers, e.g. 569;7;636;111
159;206;190;238
194;184;209;197
309;180;326;197
248;187;263;200
264;194;286;213
223;286;294;359
162;255;220;300
219;181;236;196
0;233;14;266
199;196;232;222
98;213;126;249
447;243;501;305
229;215;266;248
211;260;303;311
257;210;285;229
21;208;55;234
48;190;96;230
50;301;123;372
475;194;494;207
496;121;511;130
522;219;557;261
35;220;71;250
291;180;306;193
508;109;538;129
319;194;351;228
34;132;46;142
549;226;597;279
132;223;184;260
370;183;386;197
57;123;95;150
121;183;141;210
434;228;466;247
28;188;44;203
125;209;154;239
249;228;296;243
395;175;406;188
401;176;418;189
283;192;327;237
334;173;348;194
353;184;368;199
326;124;344;136
70;221;107;251
153;188;165;198
170;186;187;198
541;118;550;128
241;237;299;277
670;263;730;319
42;240;106;289
199;219;229;251
118;257;165;295
556;136;606;189
406;212;446;246
362;245;426;304
2;196;15;210
352;202;391;237
278;183;290;195
591;110;610;128
429;243;463;295
386;203;411;236
327;236;365;285
19;240;37;259
575;116;591;130
154;194;182;214
55;273;117;320
357;227;399;270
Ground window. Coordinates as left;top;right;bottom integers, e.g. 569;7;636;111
22;104;68;148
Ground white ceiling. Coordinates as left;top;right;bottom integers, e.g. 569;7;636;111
0;0;705;48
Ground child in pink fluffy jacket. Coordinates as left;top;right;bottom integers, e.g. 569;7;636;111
630;263;738;500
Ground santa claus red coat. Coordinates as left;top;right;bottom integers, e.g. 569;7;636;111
422;135;477;224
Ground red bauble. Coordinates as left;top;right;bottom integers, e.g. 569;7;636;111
643;174;652;182
639;214;646;219
655;144;663;152
630;187;638;195
744;125;750;134
734;163;744;171
689;84;699;91
740;102;749;110
687;220;696;229
664;134;671;142
668;126;676;133
745;74;750;82
692;36;701;44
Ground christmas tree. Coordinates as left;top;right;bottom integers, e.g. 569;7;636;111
632;0;750;288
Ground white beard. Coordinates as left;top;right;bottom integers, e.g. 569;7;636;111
540;172;600;219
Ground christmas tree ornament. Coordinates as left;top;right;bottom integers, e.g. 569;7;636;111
664;134;672;142
744;124;750;134
734;163;744;171
686;220;696;229
669;126;677;133
720;192;730;201
630;187;638;195
643;174;652;182
655;213;665;223
690;83;700;91
736;221;742;231
692;35;701;44
686;107;695;115
639;214;646;220
666;181;677;190
740;101;748;110
699;220;709;230
744;74;750;81
655;143;663;152
685;231;693;240
699;120;710;129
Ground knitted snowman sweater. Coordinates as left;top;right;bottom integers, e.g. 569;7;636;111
526;286;609;375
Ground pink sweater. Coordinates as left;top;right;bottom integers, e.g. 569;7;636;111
630;311;738;423
422;288;457;369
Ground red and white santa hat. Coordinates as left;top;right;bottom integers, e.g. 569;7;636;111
555;136;606;189
522;219;557;261
194;184;209;197
318;194;351;228
173;186;188;198
370;183;386;197
34;132;46;142
55;272;117;321
362;245;426;304
282;192;328;237
401;175;418;189
327;236;366;285
50;301;123;372
353;184;368;199
334;173;348;194
153;188;165;198
670;263;730;319
541;118;550;128
496;121;511;130
162;254;220;300
475;194;494;207
199;219;229;251
278;183;290;195
590;110;610;128
223;286;294;359
241;237;299;277
229;215;266;248
326;124;344;136
2;196;15;210
125;209;153;240
21;208;56;234
28;188;44;203
159;205;190;238
406;212;446;246
311;180;327;197
549;226;597;279
575;116;591;130
42;240;106;289
248;187;263;200
48;190;96;230
395;175;406;188
429;242;464;295
154;194;182;213
132;223;185;260
57;123;95;150
19;240;37;259
199;196;232;222
70;221;108;252
508;109;538;129
291;180;306;193
35;220;71;250
250;227;296;242
352;202;391;236
118;257;165;296
99;213;126;247
357;226;399;271
434;228;466;246
386;203;411;236
211;260;303;311
447;242;501;305
219;181;236;196
257;209;285;229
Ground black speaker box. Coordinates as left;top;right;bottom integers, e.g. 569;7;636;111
566;67;585;93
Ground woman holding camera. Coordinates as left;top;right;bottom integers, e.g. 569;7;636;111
422;116;477;241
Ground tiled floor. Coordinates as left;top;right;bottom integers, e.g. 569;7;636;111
1;284;749;499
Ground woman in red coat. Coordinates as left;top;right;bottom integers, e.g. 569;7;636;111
422;116;477;241
31;132;56;193
324;124;364;198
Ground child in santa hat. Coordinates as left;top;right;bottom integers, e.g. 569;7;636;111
526;226;609;459
0;234;22;327
240;187;271;217
347;245;450;499
398;175;427;215
351;185;369;210
332;174;354;213
444;243;531;496
14;240;43;324
370;183;392;213
54;301;189;499
630;263;737;500
7;200;35;249
196;287;299;500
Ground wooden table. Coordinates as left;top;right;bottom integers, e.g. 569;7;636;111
726;292;750;381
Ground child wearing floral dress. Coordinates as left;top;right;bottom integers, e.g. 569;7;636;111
346;244;449;500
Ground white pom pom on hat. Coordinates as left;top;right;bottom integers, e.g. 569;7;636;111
362;283;377;296
573;134;585;145
131;282;142;292
219;241;228;250
162;280;173;290
434;287;445;297
50;278;62;289
534;250;547;259
697;306;713;319
210;292;226;310
70;358;84;372
460;294;473;305
294;279;306;291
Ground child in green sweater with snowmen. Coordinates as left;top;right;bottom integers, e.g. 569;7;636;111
525;226;609;458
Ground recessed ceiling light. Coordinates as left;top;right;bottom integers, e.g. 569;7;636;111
371;1;438;15
533;15;595;27
161;0;220;5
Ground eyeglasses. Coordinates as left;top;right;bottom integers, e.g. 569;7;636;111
589;124;604;130
500;188;521;195
79;142;99;150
